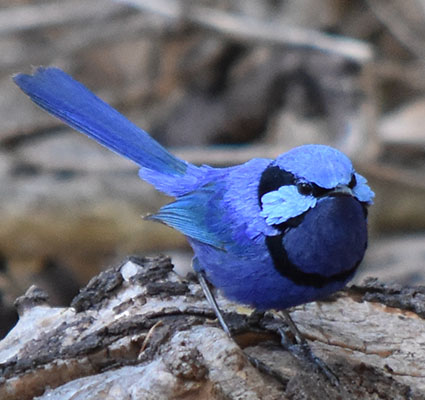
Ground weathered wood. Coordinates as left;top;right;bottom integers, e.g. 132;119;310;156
1;256;425;399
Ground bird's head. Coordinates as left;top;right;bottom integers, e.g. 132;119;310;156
258;144;374;227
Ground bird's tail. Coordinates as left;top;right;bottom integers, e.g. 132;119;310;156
13;67;205;196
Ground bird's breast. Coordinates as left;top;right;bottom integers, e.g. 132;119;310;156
273;196;368;285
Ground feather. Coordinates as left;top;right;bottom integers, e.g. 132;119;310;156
13;67;205;196
147;184;226;249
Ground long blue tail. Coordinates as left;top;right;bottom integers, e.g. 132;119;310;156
14;67;204;196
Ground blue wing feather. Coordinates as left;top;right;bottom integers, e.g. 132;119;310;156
148;160;277;252
147;184;226;249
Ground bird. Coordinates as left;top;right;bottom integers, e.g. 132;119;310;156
13;67;374;315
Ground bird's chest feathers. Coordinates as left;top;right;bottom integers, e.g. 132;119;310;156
280;196;368;277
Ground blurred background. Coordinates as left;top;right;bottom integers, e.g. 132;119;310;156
0;0;424;338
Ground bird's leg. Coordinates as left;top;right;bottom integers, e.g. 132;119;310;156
194;261;337;386
277;310;339;386
196;271;231;337
196;270;288;386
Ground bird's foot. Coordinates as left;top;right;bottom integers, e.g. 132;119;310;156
196;271;289;386
196;268;338;386
277;311;339;386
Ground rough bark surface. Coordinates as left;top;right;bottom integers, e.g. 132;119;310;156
0;256;424;400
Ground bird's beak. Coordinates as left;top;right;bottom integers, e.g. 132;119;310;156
329;185;354;197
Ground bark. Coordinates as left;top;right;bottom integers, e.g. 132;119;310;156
1;255;424;400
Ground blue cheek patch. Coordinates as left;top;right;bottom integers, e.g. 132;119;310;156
353;173;375;204
260;186;317;226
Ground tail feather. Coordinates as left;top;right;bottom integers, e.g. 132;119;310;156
13;67;195;192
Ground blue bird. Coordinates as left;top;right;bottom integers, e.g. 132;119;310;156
13;67;374;314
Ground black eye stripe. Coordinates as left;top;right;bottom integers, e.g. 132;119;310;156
258;165;295;205
311;183;331;197
258;164;335;206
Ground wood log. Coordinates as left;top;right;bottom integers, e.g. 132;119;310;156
1;256;424;399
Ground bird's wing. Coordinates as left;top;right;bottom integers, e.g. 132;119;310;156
147;184;230;249
149;158;278;252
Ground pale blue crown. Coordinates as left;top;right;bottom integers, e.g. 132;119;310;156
276;144;353;189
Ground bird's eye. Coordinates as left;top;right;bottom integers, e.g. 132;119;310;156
297;182;313;196
348;174;357;189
